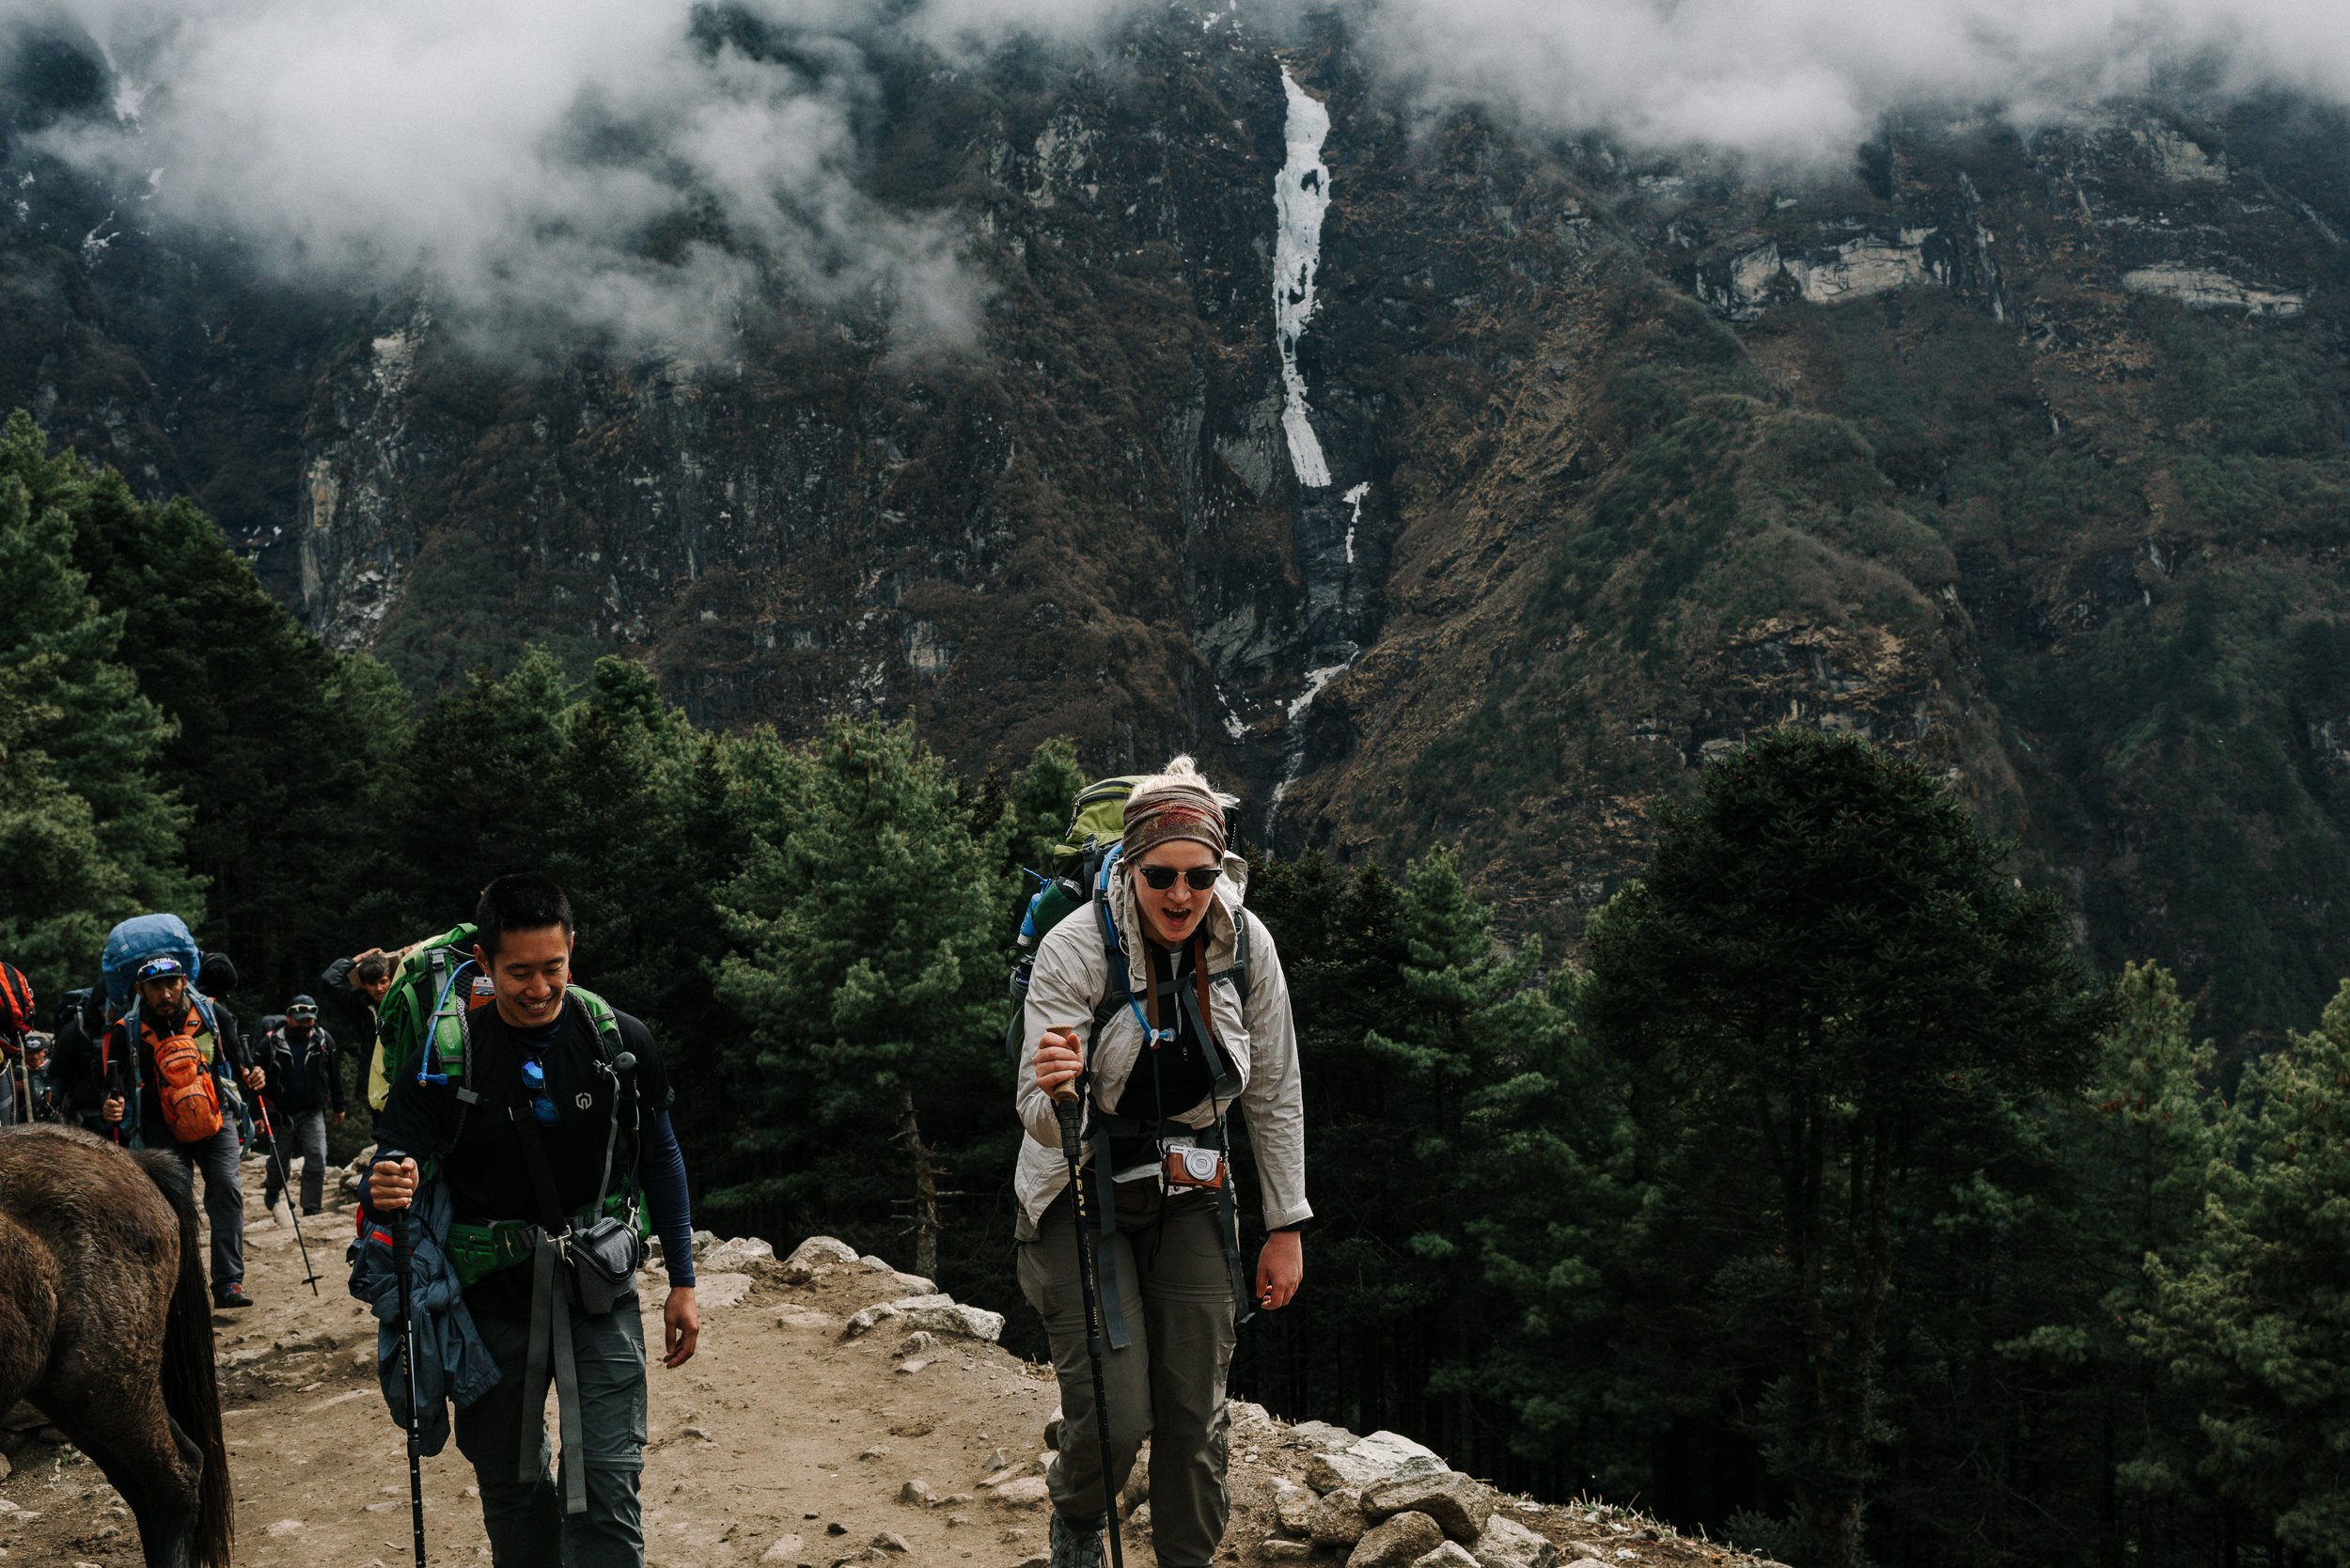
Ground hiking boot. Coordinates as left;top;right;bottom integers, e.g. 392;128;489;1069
212;1287;255;1309
1049;1512;1104;1568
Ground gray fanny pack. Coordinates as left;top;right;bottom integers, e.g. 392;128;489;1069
566;1213;645;1314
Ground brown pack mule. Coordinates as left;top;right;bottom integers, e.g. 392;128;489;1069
0;1123;232;1567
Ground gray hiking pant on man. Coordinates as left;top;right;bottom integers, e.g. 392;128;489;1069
1018;1184;1237;1568
264;1106;330;1214
170;1124;244;1296
454;1289;648;1568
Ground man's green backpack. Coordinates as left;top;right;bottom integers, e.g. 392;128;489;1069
367;923;624;1126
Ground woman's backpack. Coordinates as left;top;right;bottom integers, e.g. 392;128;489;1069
367;924;493;1114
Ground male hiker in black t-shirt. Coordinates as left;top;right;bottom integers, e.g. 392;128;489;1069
368;873;700;1568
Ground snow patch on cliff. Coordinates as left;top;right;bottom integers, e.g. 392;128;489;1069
1274;67;1332;491
1342;481;1370;563
1265;651;1356;843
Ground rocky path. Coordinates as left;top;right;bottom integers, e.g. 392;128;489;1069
0;1152;1776;1568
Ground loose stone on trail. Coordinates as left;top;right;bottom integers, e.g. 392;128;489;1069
1349;1510;1445;1568
1471;1515;1560;1568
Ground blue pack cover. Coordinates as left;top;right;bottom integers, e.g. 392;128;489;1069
101;914;202;1013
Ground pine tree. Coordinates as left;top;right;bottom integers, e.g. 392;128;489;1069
1006;736;1088;877
2154;979;2350;1562
1354;848;1561;1461
1578;726;2105;1568
395;649;583;918
2078;963;2221;1554
716;718;1010;1278
0;413;198;994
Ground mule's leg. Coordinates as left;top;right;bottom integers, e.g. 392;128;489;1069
0;1214;59;1414
53;1384;202;1568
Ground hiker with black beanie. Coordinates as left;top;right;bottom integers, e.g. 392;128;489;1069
366;873;699;1568
259;995;345;1215
1016;757;1311;1568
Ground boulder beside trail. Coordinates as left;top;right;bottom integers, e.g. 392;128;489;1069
1415;1544;1482;1568
1470;1515;1559;1568
1284;1419;1357;1450
705;1235;775;1272
1363;1467;1496;1543
1307;1487;1371;1546
1348;1511;1445;1568
991;1476;1051;1510
782;1236;861;1280
838;1291;1005;1342
1308;1431;1447;1495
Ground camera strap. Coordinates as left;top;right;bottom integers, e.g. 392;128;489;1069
1163;939;1251;1324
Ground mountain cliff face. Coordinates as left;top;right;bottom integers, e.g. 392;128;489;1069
6;10;2347;1045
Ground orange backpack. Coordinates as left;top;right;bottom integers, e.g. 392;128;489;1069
150;1027;224;1143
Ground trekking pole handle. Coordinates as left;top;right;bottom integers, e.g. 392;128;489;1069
1039;1026;1085;1105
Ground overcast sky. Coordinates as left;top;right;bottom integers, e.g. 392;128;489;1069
19;0;2348;356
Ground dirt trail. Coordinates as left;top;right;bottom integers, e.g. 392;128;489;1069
0;1152;1763;1568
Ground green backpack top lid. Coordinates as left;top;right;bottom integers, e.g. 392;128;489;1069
1052;776;1143;870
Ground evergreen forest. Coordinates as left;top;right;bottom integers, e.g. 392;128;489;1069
7;411;2349;1568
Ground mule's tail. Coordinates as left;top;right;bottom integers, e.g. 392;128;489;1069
140;1153;235;1568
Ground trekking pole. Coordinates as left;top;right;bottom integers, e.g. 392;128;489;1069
1053;1076;1125;1568
392;1204;429;1568
253;1097;321;1295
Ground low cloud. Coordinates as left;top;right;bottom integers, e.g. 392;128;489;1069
28;0;986;358
1352;0;2350;159
14;0;2350;361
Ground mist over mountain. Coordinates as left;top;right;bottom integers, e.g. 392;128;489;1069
5;0;2348;1050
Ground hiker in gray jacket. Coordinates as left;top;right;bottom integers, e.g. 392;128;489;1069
1017;756;1309;1568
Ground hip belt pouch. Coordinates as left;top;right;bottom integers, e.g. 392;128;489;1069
567;1215;644;1314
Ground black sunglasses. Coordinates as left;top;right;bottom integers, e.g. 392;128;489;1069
1138;864;1223;891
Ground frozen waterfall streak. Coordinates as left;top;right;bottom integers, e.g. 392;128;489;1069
1264;657;1354;846
1274;67;1332;491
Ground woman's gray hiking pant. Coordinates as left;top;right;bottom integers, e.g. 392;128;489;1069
1018;1183;1238;1568
453;1288;648;1568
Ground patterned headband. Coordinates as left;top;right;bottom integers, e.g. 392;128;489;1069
1122;791;1228;863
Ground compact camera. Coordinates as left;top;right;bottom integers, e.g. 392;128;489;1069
1164;1145;1227;1190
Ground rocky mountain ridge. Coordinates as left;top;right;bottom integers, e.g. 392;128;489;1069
5;9;2348;1041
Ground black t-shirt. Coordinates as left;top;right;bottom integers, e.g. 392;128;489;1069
1112;943;1218;1123
374;992;670;1231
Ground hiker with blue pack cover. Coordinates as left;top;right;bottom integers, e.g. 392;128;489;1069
79;917;266;1308
364;873;700;1568
1014;757;1311;1568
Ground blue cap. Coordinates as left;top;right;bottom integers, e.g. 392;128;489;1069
135;955;188;983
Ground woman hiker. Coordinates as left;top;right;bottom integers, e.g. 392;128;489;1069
1017;757;1310;1568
